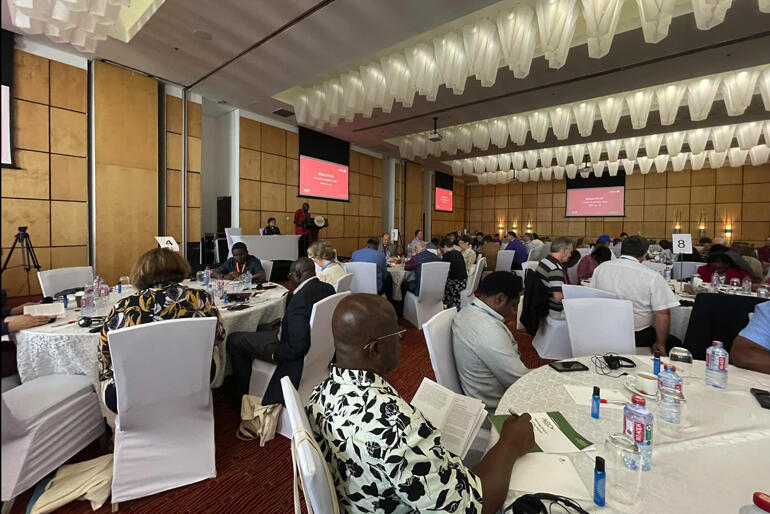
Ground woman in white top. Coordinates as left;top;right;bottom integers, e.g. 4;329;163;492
308;239;347;285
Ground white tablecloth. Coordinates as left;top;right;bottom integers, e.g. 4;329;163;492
387;265;413;302
489;355;770;513
15;284;288;387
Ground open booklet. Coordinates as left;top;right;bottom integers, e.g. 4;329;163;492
410;378;487;459
489;412;593;453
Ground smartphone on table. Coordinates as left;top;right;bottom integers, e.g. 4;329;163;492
549;360;589;372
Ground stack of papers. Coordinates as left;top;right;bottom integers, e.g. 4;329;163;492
563;384;628;409
509;453;591;500
489;411;593;453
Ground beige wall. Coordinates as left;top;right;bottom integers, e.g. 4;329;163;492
465;164;770;246
1;50;88;296
238;117;383;258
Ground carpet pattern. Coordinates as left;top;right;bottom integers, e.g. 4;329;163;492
9;312;549;514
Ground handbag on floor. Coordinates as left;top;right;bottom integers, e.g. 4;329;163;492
236;394;282;446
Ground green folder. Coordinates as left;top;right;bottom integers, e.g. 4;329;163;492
488;411;592;453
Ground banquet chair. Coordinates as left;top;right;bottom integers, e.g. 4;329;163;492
403;262;450;328
261;259;274;282
224;227;242;259
611;243;622;258
37;266;94;298
421;308;489;464
563;298;636;357
249;292;350;438
333;273;354;293
1;375;104;513
343;262;378;294
566;264;579;286
643;261;667;275
109;318;218;507
280;377;339;514
495;250;515;272
532;316;572;361
672;261;701;281
562;285;617;300
515;261;539;281
460;257;485;309
577;247;592;258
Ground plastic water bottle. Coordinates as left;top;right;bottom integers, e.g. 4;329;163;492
709;273;720;293
623;395;653;471
705;341;729;389
243;271;252;290
657;365;683;426
203;266;211;285
663;266;672;281
742;277;752;293
657;364;682;392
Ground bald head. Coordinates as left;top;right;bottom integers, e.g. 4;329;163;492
415;240;427;252
332;294;400;375
290;256;316;286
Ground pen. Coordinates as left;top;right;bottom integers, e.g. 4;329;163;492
507;408;518;417
600;399;625;404
50;320;77;328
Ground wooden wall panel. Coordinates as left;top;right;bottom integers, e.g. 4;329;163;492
51;155;87;201
13;50;49;103
51;201;89;246
14;100;49;152
2;150;49;199
50;61;87;112
50;108;87;156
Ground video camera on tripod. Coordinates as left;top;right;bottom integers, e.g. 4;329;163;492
1;226;42;274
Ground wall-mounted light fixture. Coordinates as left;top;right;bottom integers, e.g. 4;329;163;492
724;220;733;242
673;211;681;234
697;211;706;237
526;214;532;232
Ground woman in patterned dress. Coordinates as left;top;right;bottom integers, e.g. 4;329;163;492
440;238;467;310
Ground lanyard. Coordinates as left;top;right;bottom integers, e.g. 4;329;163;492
471;301;502;322
320;261;334;271
620;255;637;262
236;261;245;273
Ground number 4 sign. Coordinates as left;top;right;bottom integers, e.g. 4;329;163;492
672;234;692;254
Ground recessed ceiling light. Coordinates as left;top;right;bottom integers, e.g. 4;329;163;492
217;99;227;105
194;30;213;41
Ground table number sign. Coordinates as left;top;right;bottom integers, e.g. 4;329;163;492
672;234;692;254
155;236;180;252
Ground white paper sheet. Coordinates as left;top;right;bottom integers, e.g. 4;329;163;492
564;384;628;409
509;453;591;500
24;303;65;317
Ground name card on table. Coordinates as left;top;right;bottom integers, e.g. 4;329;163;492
672;234;693;254
155;236;180;252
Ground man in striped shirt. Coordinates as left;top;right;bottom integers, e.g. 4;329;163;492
535;237;574;320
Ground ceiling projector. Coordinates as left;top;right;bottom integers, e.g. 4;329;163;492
428;116;442;142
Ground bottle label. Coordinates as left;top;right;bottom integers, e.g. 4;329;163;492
705;352;710;366
718;356;726;371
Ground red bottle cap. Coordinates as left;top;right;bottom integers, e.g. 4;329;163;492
631;395;646;406
754;492;770;513
669;364;676;372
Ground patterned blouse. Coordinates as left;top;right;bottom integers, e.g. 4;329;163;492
307;366;483;513
98;282;225;384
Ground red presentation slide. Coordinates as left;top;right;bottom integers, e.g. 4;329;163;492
435;187;453;212
566;186;625;216
299;155;349;201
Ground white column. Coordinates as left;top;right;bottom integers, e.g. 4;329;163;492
424;169;433;239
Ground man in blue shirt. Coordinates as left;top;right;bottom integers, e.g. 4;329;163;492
504;231;528;270
731;301;770;374
404;241;442;295
351;238;392;298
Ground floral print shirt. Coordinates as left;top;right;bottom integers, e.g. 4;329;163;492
307;366;483;513
98;282;225;383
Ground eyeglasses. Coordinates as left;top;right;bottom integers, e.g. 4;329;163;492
362;329;407;350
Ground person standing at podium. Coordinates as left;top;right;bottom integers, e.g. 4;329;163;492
294;202;311;255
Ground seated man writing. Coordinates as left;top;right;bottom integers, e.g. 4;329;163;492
226;257;334;406
308;293;535;514
213;242;266;282
453;272;530;411
731;301;770;375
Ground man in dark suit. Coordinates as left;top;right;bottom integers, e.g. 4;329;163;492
226;257;335;406
403;241;442;296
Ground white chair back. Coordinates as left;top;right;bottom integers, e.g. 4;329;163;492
37;266;94;298
422;308;462;394
495;250;515;272
343;262;377;294
562;284;617;300
224;227;242;259
642;261;667;275
403;261;450;328
611;243;622;258
261;259;274;281
259;227;264;235
563;298;635;357
672;261;701;280
577;247;592;257
460;257;485;309
109;318;218;503
334;273;354;293
300;292;350;399
280;377;340;514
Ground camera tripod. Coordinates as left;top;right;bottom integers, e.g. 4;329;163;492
1;226;41;274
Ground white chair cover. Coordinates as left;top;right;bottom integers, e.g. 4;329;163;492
37;266;94;298
422;308;462;394
333;273;354;293
532;316;571;360
566;264;579;286
224;227;242;259
403;262;450;328
611;243;622;257
515;260;539;281
672;261;702;281
109;318;218;504
642;261;667;275
562;284;617;299
495;250;516;272
563;298;635;357
577;248;591;258
249;292;350;438
2;375;104;502
261;259;274;282
343;262;378;294
460;257;486;309
280;377;340;514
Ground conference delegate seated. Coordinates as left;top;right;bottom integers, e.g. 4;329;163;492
212;241;266;281
351;237;392;297
307;239;346;286
307;294;535;514
458;234;477;276
439;238;467;309
378;232;396;258
407;229;424;257
535;237;573;320
730;301;770;374
736;245;765;283
503;231;528;270
591;236;680;355
262;217;281;235
226;257;334;406
479;235;500;271
577;245;613;282
404;241;441;295
99;248;225;416
697;253;749;284
472;231;484;251
759;236;770;266
452;272;529;411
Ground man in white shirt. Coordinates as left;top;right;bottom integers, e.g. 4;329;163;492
591;236;680;355
453;272;530;411
407;229;424;256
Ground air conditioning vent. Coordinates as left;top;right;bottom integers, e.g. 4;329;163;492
273;108;295;118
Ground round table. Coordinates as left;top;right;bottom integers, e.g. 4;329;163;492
15;283;288;388
489;355;770;513
387;264;413;302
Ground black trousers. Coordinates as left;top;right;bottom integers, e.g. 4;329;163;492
634;326;681;353
226;328;278;401
380;273;394;300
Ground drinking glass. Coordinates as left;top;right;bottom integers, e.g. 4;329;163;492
729;277;741;288
196;271;205;283
602;434;642;508
119;276;131;286
668;347;693;378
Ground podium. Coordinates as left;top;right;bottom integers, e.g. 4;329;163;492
300;216;328;254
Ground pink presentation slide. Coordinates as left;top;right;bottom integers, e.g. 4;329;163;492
435;187;453;212
566;186;625;216
299;155;349;201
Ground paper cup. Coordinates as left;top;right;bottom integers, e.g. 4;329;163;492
75;291;84;308
635;372;658;396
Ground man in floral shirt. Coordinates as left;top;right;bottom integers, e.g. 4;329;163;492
307;294;534;513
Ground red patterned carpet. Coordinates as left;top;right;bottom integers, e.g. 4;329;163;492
9;313;549;514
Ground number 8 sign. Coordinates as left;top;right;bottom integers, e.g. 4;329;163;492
672;234;692;254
